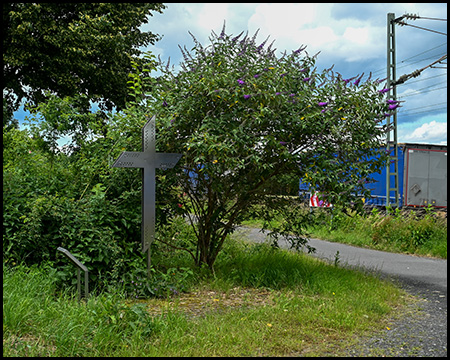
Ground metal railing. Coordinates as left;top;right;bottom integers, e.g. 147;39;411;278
57;247;89;301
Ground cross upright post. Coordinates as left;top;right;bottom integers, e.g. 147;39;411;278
112;114;182;278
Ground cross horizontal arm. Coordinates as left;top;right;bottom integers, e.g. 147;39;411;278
112;151;148;168
112;152;182;169
156;153;183;169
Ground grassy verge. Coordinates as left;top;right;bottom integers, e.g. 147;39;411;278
243;205;447;259
4;235;411;357
309;207;447;259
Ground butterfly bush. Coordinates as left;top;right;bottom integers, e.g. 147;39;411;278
137;25;393;268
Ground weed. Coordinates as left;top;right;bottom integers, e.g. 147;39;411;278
334;250;341;267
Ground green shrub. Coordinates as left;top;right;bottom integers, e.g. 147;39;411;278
370;210;446;256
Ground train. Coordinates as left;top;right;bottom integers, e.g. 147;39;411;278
299;142;447;209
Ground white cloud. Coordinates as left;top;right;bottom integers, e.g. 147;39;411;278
196;3;230;35
343;27;369;45
400;120;447;144
296;26;339;49
248;3;317;34
246;4;338;55
244;3;386;64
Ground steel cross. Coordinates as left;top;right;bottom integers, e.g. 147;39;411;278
112;115;182;272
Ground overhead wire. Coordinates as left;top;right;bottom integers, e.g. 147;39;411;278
396;21;447;36
397;86;447;98
390;14;448;121
370;44;447;78
396;73;446;86
394;13;447;36
402;101;447;111
391;54;447;85
372;16;448;77
399;42;447;63
415;17;447;21
400;14;447;22
398;106;447;117
400;79;447;93
350;14;447;95
401;51;447;66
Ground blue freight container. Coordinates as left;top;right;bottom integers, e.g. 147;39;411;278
298;147;404;207
364;147;404;207
299;143;447;209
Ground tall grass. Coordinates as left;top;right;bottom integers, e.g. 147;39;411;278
3;263;170;356
309;207;447;259
3;235;410;357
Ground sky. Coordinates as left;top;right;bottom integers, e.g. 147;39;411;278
15;3;447;145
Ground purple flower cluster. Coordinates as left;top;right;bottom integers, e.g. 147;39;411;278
293;45;307;54
353;73;364;86
375;77;387;84
386;99;400;110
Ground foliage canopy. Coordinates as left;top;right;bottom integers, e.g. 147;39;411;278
3;3;166;123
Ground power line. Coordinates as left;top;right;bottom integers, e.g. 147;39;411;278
398;106;447;117
396;73;447;86
402;14;447;22
397;86;447;99
371;18;447;81
389;52;447;76
392;54;447;86
408;79;447;92
396;20;447;36
400;101;447;112
400;42;447;63
401;51;447;66
371;43;447;77
394;13;447;35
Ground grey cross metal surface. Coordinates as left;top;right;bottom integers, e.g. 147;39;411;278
112;115;182;269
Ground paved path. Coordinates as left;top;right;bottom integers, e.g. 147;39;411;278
236;227;447;292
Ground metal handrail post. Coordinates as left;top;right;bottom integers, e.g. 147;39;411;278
57;247;89;301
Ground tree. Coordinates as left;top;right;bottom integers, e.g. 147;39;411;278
3;3;166;121
130;26;394;270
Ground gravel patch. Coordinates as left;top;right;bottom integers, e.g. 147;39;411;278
347;278;447;357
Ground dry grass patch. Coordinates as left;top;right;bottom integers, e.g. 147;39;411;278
130;286;277;318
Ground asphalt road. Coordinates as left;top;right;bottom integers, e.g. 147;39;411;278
236;227;447;292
